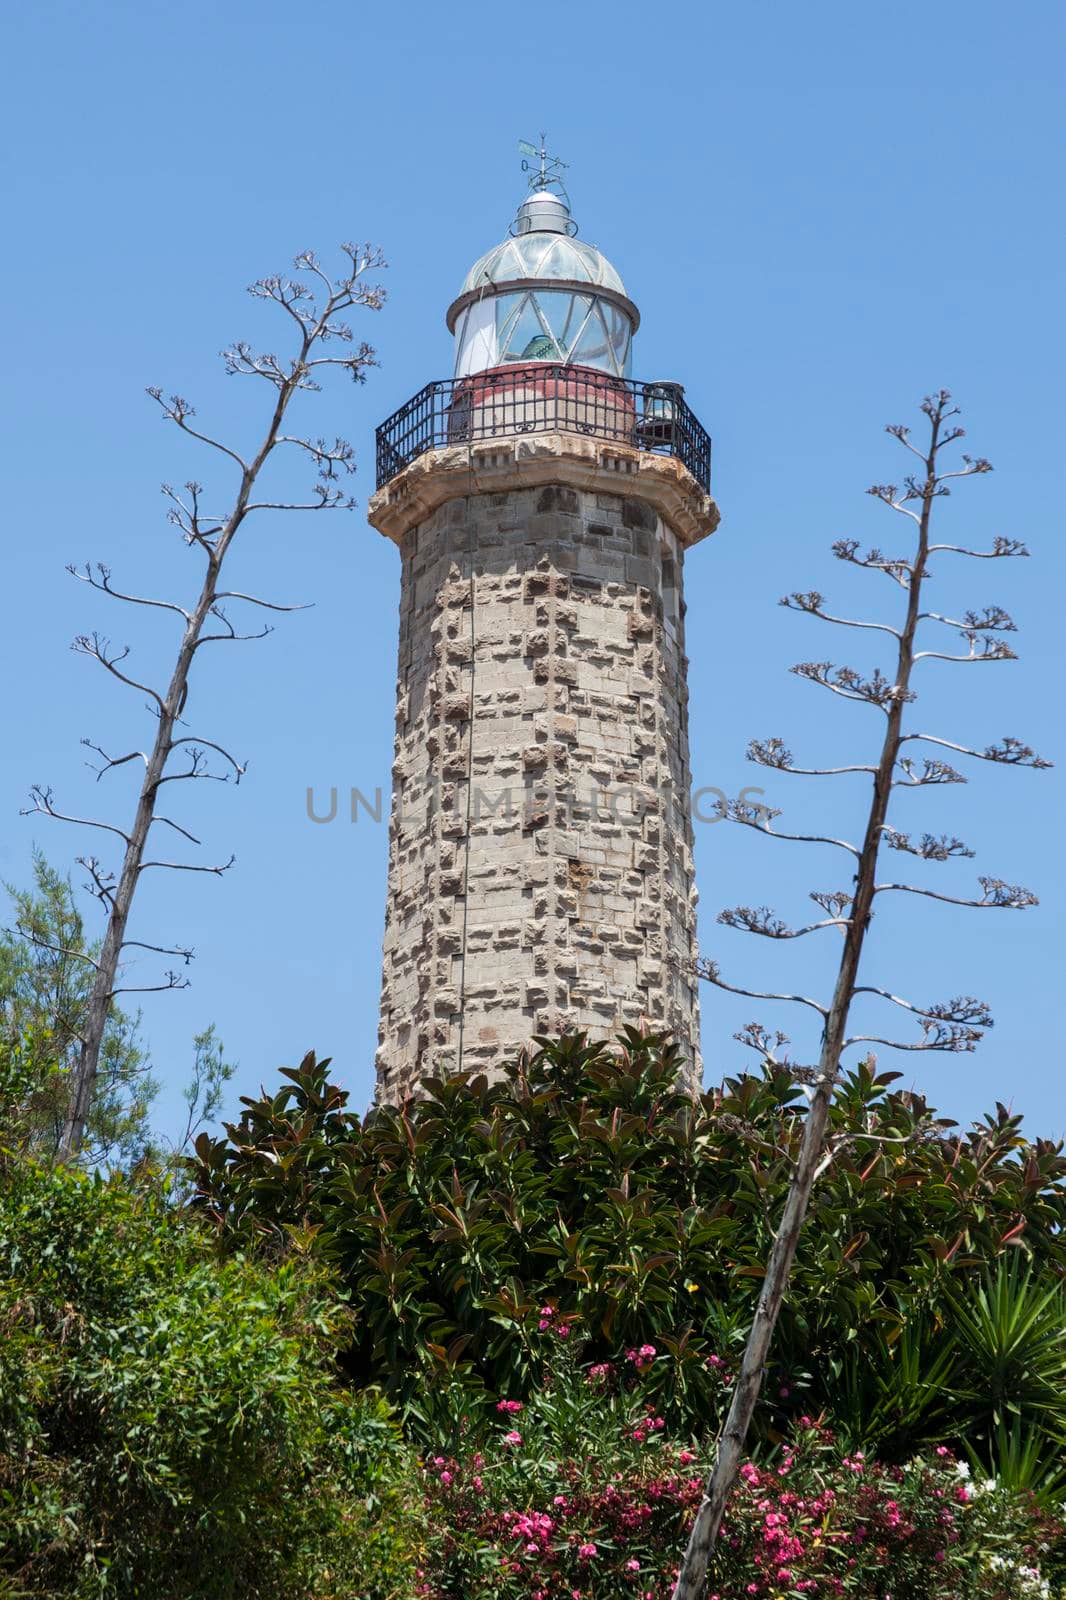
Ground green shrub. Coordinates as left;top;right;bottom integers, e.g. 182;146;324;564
0;1157;422;1598
189;1033;1066;1472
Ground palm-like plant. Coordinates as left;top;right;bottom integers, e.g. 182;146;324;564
829;1314;960;1456
830;1257;1066;1502
945;1256;1066;1498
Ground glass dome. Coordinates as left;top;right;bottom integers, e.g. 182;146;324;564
447;190;639;381
460;233;627;298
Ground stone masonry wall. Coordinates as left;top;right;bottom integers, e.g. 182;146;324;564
374;479;703;1101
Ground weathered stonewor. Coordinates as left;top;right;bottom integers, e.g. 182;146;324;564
367;431;719;1101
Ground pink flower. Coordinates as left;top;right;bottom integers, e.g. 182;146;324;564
440;1469;452;1485
502;1430;523;1446
626;1558;641;1571
496;1399;524;1414
679;1450;696;1464
578;1543;597;1560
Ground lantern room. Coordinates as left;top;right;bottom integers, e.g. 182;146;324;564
446;188;640;380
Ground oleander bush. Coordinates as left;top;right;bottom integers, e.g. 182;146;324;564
189;1033;1066;1491
422;1422;1060;1598
414;1324;1065;1598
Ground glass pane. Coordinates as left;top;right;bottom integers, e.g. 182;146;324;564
604;301;632;376
502;296;562;362
556;292;592;349
569;240;601;283
539;238;580;279
513;235;551;277
559;300;594;360
494;292;524;349
568;301;613;369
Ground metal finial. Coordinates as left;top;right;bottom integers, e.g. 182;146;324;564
518;134;569;200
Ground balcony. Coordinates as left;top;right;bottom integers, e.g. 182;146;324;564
374;364;711;494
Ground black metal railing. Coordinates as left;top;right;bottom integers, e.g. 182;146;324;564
374;364;712;493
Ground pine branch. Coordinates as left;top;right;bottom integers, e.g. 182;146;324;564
747;736;876;777
719;795;861;857
893;757;967;787
67;562;192;620
927;535;1030;559
791;660;913;710
900;732;1051;769
875;876;1038;909
882;828;974;861
780;590;901;638
694;957;828;1018
717;903;850;938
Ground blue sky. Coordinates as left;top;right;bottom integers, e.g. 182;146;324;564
2;0;1062;1141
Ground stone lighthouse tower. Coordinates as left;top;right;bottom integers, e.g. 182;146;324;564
368;163;719;1101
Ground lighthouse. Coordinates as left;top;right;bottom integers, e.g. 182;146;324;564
368;156;719;1100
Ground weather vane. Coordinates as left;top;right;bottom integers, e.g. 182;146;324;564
518;134;569;201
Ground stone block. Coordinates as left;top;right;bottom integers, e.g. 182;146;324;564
537;485;580;513
622;497;657;532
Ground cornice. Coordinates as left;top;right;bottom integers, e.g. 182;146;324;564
367;432;720;549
